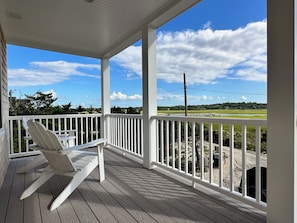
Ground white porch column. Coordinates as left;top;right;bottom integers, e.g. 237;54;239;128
142;26;157;169
101;58;110;141
267;0;296;222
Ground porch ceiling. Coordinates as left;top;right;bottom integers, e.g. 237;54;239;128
0;0;200;59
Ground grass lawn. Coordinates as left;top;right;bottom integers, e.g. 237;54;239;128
158;109;267;119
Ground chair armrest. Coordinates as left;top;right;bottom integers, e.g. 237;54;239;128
24;136;32;140
55;130;76;136
58;135;76;141
63;138;107;152
28;144;40;150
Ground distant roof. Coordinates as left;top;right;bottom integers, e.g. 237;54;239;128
0;0;201;58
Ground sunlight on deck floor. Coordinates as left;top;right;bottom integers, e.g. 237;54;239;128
0;148;266;223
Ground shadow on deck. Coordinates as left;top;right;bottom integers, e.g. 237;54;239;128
0;148;266;223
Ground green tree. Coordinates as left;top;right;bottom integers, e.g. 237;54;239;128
127;107;140;114
25;91;57;113
9;90;74;115
9;90;34;115
77;105;84;113
111;106;125;113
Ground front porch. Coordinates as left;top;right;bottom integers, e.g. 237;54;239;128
1;0;296;221
0;148;266;223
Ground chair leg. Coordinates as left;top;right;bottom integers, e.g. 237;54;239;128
20;171;54;200
17;155;48;173
50;158;98;211
97;144;105;182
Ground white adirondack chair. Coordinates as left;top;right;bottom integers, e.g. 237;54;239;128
20;120;106;211
17;117;76;173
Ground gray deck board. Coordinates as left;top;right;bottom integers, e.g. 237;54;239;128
104;151;205;223
49;175;80;223
85;176;137;223
38;175;61;223
77;180;118;223
23;163;42;223
0;148;266;223
5;160;24;223
0;161;16;223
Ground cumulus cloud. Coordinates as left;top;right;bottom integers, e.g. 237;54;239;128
9;60;100;86
113;46;142;77
157;93;183;101
110;91;142;101
241;96;247;101
157;92;212;103
228;53;267;81
113;20;267;85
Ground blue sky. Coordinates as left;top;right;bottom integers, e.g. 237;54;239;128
7;0;267;108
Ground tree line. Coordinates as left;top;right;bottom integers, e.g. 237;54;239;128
158;102;267;111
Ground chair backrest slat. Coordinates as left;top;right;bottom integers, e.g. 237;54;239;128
45;130;64;150
22;116;29;131
40;148;77;173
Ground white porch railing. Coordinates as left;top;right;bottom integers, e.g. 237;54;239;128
106;114;267;210
8;114;102;158
8;113;267;210
107;114;143;159
152;115;267;210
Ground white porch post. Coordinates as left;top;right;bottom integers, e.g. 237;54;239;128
142;26;157;169
267;0;296;222
101;58;110;141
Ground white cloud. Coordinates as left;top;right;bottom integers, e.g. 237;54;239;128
109;90;213;104
241;96;247;101
113;47;142;78
157;92;213;103
200;95;211;100
217;96;226;100
43;89;57;99
8;60;100;86
113;20;267;85
203;21;212;29
157;93;183;101
110;91;142;101
228;53;267;81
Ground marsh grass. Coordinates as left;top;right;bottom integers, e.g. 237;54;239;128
158;109;267;119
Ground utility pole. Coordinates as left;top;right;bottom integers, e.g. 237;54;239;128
183;73;187;116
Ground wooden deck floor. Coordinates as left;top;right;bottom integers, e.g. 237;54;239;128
0;148;266;223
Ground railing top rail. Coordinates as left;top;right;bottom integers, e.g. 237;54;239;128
99;113;267;126
151;115;267;126
9;113;102;120
106;114;143;119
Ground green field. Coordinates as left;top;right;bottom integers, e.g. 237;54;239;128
158;109;267;119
